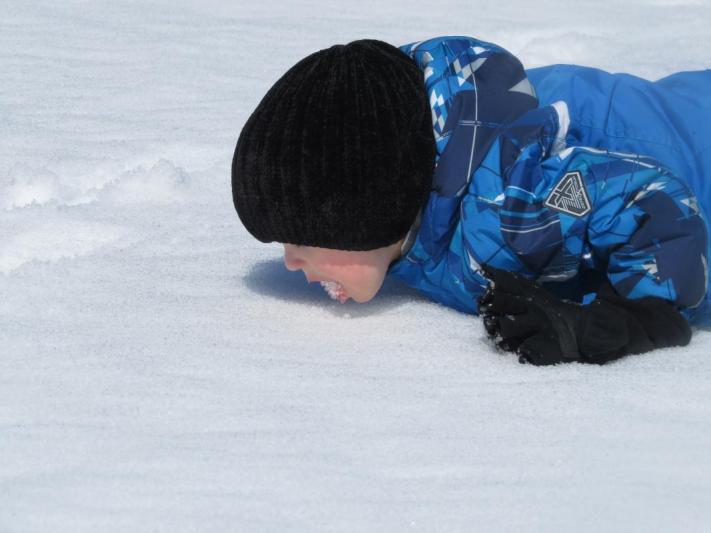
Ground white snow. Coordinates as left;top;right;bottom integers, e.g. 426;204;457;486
2;1;711;531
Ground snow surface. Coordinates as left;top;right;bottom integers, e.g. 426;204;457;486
2;1;711;531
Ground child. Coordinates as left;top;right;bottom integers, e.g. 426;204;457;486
231;35;711;365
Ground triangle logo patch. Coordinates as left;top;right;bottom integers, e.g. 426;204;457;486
544;171;591;217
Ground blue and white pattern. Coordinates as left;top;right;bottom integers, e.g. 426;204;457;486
387;35;711;325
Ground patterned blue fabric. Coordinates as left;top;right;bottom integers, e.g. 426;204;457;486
387;35;711;325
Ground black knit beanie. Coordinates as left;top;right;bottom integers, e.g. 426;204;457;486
231;39;436;251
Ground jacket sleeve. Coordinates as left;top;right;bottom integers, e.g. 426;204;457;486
499;143;709;312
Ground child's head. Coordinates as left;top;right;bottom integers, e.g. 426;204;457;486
232;39;435;301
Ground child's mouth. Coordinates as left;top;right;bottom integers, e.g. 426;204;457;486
319;280;348;304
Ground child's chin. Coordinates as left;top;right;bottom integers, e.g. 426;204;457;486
349;290;375;304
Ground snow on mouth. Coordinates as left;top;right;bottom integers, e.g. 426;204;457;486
320;280;348;304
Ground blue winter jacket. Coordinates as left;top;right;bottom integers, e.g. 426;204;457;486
386;35;711;325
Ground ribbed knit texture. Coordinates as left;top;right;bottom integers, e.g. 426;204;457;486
231;39;436;251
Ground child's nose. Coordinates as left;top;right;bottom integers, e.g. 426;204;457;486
283;250;304;271
284;258;303;271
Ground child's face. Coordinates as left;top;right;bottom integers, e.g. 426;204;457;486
282;238;405;304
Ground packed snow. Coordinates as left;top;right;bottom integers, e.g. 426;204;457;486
2;1;711;531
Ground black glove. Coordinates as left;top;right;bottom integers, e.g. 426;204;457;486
478;266;692;365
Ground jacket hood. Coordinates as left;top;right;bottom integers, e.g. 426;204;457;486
394;36;539;261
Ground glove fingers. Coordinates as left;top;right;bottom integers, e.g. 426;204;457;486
483;315;500;338
478;285;495;307
497;336;526;353
517;331;564;365
479;290;528;316
498;313;543;340
480;290;532;341
481;266;532;296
